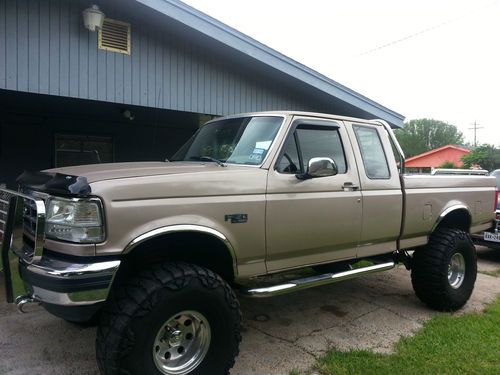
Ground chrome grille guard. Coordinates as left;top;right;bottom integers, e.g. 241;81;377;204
0;188;46;302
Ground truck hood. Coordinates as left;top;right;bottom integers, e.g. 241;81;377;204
47;161;225;183
18;162;261;197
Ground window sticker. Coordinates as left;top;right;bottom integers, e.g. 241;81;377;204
252;148;265;155
249;153;263;161
255;141;272;150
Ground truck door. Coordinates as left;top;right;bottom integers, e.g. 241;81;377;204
344;122;403;257
265;117;362;272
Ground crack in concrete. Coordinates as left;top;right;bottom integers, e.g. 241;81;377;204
246;304;387;363
245;302;382;348
341;304;381;325
354;294;422;323
244;322;319;360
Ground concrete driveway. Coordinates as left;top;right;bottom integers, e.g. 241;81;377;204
1;247;499;375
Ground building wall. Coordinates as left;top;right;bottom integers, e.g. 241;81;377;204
0;0;331;116
0;91;200;187
0;0;362;186
406;148;469;168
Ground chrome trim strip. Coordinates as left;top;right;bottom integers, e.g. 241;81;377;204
242;261;395;298
124;224;238;276
431;204;471;233
23;257;121;280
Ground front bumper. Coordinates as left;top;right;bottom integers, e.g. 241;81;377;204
13;253;120;321
0;187;120;319
5;253;120;322
18;254;120;306
3;250;120;322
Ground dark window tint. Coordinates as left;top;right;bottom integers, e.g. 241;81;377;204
353;125;390;179
55;134;113;167
276;134;300;173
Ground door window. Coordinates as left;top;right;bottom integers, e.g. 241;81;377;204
353;125;390;179
276;124;347;174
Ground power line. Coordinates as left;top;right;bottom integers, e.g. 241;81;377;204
358;0;498;56
468;121;484;148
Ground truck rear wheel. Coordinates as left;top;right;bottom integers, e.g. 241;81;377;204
96;263;241;375
411;228;477;311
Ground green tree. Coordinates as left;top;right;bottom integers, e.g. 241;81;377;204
394;119;464;158
461;144;498;171
439;161;458;169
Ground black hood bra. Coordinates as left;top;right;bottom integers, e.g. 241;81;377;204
16;171;91;197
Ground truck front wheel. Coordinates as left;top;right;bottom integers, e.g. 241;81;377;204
411;228;477;311
96;263;241;375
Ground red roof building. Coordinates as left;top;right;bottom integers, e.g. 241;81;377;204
405;145;471;172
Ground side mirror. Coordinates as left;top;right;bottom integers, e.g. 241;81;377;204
296;157;338;180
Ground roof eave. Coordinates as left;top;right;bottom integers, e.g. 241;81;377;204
406;145;471;162
135;0;405;127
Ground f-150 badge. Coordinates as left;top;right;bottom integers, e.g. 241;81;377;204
224;214;248;224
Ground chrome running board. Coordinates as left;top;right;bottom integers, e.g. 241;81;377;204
241;261;395;298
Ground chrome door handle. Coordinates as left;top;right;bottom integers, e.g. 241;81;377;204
342;182;359;191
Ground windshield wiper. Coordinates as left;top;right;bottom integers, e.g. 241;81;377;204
190;156;226;167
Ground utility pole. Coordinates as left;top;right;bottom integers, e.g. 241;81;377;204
468;121;484;148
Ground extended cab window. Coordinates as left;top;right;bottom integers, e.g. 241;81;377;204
276;124;347;174
353;125;390;179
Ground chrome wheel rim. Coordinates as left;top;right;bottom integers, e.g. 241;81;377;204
152;310;211;375
448;253;466;289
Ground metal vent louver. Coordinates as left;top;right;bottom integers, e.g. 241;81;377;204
98;18;131;55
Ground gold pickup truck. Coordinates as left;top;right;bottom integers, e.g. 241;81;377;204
1;112;497;375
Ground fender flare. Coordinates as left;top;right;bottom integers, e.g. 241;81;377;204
431;204;471;233
123;224;238;276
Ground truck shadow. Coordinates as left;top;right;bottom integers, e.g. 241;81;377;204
476;245;500;263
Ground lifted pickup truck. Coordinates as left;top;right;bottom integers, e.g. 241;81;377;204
1;112;497;375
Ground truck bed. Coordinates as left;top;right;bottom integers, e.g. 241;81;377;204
400;174;497;249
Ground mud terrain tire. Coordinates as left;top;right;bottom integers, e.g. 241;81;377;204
411;228;477;311
96;263;241;375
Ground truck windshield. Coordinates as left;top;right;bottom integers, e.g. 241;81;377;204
171;116;283;166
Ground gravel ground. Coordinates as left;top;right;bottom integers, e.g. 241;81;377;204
1;246;499;375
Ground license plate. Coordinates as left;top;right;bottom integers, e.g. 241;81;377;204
484;231;500;243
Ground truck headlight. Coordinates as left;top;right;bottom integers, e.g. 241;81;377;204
46;198;105;243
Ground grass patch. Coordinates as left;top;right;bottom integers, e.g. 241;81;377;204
351;259;375;269
317;298;500;375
